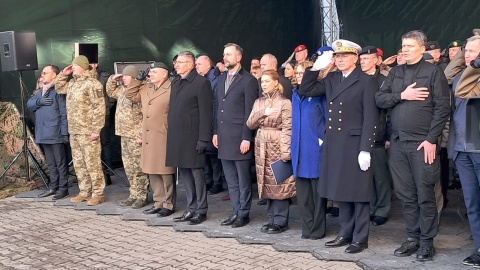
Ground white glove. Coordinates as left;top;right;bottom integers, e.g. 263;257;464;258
358;151;371;171
313;51;334;71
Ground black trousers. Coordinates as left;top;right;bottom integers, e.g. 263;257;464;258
178;168;208;215
221;159;252;218
42;143;69;192
295;177;327;238
205;154;224;188
338;201;370;244
267;199;290;226
389;140;439;245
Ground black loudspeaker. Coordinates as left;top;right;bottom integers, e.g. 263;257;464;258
465;97;480;152
75;43;98;64
0;30;38;72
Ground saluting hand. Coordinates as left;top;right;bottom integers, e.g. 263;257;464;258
63;65;73;75
417;140;437;164
401;82;429;101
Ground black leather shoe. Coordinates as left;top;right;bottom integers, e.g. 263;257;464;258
371;216;388;226
207;185;224;195
52;191;69;200
325;236;351;247
143;206;163;215
463;249;480;266
38;189;57;198
232;217;249;228
260;223;272;233
173;211;195;222
257;198;267;205
393;238;419;257
157;208;174;217
267;224;288;234
188;213;207;225
416;246;435;261
345;242;368;253
221;215;237;226
301;235;310;239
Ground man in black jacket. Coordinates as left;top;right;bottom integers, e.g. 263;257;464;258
359;46;392;227
167;51;213;225
213;43;259;228
375;30;450;261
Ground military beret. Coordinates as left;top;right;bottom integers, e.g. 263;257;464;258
376;48;384;57
426;41;441;51
359;46;378;56
448;40;464;48
294;44;307;53
150;61;169;71
316;46;334;56
332;39;362;55
423;53;434;60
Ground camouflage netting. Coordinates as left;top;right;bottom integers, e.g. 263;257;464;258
0;102;46;193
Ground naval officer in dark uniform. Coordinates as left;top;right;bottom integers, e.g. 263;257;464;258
298;39;379;254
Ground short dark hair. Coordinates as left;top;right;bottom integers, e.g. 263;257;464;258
177;51;195;63
224;43;243;55
45;64;60;75
402;30;427;47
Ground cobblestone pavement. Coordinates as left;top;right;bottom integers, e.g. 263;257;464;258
0;197;360;270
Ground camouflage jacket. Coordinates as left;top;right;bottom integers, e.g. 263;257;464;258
106;75;142;138
55;71;105;135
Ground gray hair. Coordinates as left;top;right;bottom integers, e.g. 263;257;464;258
178;51;195;63
467;35;480;43
401;30;427;47
261;53;278;67
224;43;243;55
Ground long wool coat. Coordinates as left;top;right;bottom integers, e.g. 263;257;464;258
166;70;213;168
298;67;379;202
247;90;296;200
125;79;175;175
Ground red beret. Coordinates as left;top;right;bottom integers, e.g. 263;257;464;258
294;44;307;53
376;48;384;57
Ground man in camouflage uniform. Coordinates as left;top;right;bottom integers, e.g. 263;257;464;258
106;65;148;208
55;55;106;206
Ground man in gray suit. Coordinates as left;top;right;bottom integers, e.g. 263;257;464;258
213;43;259;228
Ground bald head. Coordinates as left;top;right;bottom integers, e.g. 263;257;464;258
260;53;278;72
195;55;213;76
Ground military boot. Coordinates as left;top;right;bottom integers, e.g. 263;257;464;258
119;197;136;206
131;199;148;209
87;196;105;206
70;194;91;203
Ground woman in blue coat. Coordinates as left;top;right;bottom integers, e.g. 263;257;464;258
291;60;329;240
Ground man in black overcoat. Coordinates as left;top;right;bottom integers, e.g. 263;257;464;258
213;43;259;228
298;39;379;254
166;51;213;225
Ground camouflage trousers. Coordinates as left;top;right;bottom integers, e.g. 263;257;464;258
121;136;148;200
70;134;105;198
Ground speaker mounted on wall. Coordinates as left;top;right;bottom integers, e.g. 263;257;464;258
74;43;99;64
0;30;38;72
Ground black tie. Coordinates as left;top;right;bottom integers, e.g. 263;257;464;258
340;75;346;82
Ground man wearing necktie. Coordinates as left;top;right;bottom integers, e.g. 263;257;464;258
213;43;259;228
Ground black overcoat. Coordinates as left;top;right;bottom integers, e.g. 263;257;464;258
214;68;259;160
298;66;379;202
166;70;213;168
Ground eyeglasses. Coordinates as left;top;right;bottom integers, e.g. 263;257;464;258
294;72;304;76
175;61;189;65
